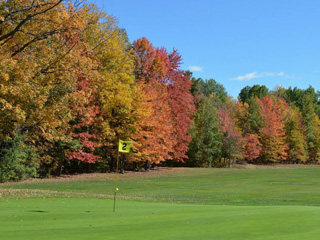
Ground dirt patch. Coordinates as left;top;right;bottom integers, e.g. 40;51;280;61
1;164;319;186
232;163;320;170
0;167;185;186
0;188;158;200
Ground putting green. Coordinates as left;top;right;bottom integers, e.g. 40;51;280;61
1;197;320;240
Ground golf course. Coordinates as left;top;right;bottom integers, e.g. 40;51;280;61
1;166;320;240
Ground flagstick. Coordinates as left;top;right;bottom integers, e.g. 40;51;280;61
113;150;120;212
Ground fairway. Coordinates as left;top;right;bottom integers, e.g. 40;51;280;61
1;167;320;239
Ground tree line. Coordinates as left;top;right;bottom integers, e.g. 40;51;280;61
0;1;319;182
188;82;320;168
0;0;194;181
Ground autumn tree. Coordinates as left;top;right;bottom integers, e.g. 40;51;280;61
258;96;288;163
218;106;241;167
132;38;175;166
234;98;263;162
285;86;320;162
0;0;80;140
0;0;98;175
80;8;139;172
234;98;263;136
284;105;307;163
166;50;195;161
0;1;140;175
0;0;66;52
310;115;320;162
242;133;261;162
234;100;250;134
65;74;101;171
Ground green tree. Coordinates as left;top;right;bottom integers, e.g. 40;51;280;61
239;85;269;102
301;94;320;162
239;85;269;103
218;106;241;167
187;97;222;167
190;78;227;103
286;86;320;116
247;98;264;135
0;131;38;182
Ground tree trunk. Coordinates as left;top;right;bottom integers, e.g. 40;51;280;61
120;155;125;174
228;140;231;168
151;162;157;169
108;157;114;173
134;162;139;171
144;160;150;171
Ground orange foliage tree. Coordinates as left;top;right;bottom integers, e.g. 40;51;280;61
66;73;101;165
166;50;195;161
132;38;194;166
258;96;288;162
242;133;261;162
132;38;174;165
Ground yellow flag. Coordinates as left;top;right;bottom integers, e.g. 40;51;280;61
118;140;132;153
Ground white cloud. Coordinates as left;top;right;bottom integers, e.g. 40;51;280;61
188;66;203;72
264;72;284;77
230;72;285;81
231;72;259;81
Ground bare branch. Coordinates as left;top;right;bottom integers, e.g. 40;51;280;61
40;39;79;74
0;0;63;42
11;29;63;57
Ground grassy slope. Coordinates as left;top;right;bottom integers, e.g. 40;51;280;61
1;167;320;240
2;167;320;205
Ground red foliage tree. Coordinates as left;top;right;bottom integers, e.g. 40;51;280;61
243;133;261;161
132;38;195;164
132;38;174;164
66;74;101;164
258;96;288;162
218;107;240;139
166;50;195;161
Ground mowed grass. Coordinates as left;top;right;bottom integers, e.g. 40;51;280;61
3;167;320;205
1;167;320;239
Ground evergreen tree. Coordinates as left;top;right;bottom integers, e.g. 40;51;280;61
187;97;222;167
0;131;38;182
301;94;319;162
239;85;269;103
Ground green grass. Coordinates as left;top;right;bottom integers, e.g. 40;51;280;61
3;167;320;205
1;167;320;239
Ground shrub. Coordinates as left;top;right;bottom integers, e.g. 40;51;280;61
0;132;38;182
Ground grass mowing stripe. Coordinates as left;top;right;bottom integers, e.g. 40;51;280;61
1;197;320;240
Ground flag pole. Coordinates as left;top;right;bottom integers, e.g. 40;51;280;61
113;139;132;212
113;149;120;212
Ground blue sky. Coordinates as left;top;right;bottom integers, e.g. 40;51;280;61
93;0;320;98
